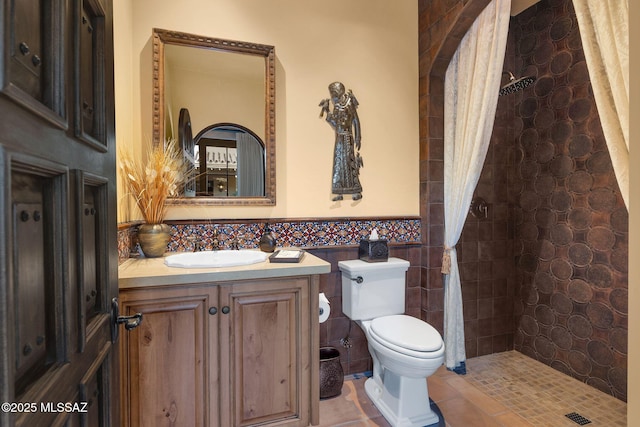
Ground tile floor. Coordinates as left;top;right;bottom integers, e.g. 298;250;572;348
318;350;627;427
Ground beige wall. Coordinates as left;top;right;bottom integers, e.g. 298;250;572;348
114;0;419;221
113;0;135;221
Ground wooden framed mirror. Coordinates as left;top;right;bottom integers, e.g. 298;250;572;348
152;28;276;206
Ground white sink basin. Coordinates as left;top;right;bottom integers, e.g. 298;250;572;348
164;250;269;268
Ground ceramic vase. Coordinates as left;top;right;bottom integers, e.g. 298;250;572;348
137;223;171;257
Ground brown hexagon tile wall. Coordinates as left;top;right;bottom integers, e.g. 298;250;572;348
511;0;627;401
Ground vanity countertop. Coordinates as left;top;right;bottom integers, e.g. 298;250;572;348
119;250;331;289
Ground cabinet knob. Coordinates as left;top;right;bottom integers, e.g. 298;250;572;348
221;306;230;315
208;307;217;315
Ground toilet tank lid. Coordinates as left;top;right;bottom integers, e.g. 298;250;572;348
338;258;410;273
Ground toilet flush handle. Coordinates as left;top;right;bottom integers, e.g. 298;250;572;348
350;276;364;284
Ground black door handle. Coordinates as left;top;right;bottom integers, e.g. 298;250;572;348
111;297;143;342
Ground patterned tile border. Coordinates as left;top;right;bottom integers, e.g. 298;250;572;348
117;226;137;261
118;217;421;262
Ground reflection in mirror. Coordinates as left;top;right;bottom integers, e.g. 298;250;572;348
178;108;196;197
152;28;275;205
194;123;265;198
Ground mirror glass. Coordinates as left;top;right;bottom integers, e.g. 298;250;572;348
152;28;276;205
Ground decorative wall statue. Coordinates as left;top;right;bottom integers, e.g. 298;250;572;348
319;82;363;201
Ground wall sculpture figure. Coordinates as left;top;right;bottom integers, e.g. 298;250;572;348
319;82;363;201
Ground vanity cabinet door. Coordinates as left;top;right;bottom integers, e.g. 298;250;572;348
119;285;219;427
219;277;317;427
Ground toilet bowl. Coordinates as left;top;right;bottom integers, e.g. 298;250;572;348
364;315;444;377
339;258;444;427
359;316;444;427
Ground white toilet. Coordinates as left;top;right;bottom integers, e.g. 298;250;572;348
339;258;444;427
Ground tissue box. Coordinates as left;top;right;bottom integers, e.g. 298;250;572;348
358;239;388;262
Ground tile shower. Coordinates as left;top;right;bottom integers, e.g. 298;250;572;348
419;0;627;401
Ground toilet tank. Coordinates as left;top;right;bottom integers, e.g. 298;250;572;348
338;258;410;320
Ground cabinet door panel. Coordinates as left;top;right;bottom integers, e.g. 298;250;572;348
120;286;217;427
220;277;310;427
238;292;296;420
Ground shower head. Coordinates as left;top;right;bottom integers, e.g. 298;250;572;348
499;71;536;96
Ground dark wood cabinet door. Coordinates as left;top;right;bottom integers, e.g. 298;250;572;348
0;0;118;425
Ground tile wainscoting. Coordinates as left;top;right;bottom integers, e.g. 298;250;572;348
117;217;421;263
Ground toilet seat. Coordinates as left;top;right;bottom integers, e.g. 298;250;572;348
369;315;443;359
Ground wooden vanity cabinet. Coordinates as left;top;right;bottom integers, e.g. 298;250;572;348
119;275;319;427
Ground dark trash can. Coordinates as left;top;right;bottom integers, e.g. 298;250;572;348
319;347;344;399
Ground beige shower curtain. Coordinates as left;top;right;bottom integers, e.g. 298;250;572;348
573;0;629;208
442;0;511;373
237;132;265;196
